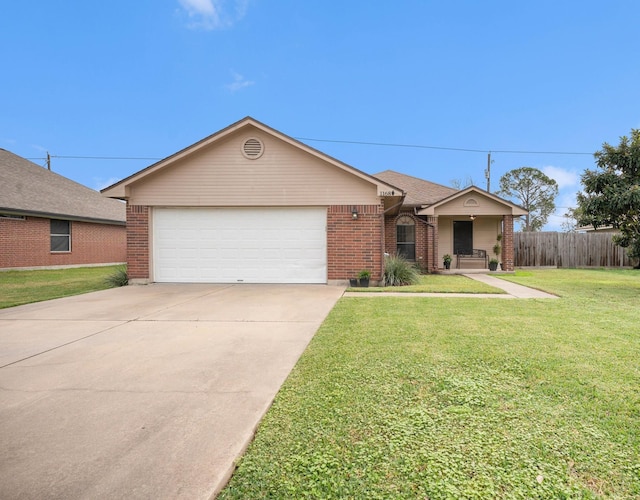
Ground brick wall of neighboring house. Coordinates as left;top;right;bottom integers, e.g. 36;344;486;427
502;215;514;272
327;204;384;281
126;205;150;280
0;216;126;269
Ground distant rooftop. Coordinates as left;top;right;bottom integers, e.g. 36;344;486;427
0;148;125;224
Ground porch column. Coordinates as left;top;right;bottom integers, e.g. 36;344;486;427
502;215;514;271
427;216;438;272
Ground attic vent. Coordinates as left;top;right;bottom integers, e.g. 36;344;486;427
464;197;479;207
242;137;264;159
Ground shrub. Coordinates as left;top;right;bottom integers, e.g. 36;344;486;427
105;266;128;287
382;254;420;286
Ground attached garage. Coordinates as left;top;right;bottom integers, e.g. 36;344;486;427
153;207;327;283
102;117;404;284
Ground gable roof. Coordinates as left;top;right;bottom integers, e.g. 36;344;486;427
102;116;404;200
417;185;528;216
373;170;458;206
0;149;125;224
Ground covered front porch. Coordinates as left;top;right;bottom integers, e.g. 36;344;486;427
383;186;527;273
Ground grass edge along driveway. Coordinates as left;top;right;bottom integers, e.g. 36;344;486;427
0;265;122;309
220;269;640;499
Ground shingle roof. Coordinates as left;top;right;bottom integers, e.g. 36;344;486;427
0;149;125;224
372;170;458;206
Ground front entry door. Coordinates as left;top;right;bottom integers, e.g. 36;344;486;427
453;221;473;255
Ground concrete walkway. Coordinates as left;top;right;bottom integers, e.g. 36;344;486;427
0;284;344;499
343;274;558;299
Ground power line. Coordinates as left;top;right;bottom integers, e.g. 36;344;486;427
26;155;160;161
52;155;162;160
23;138;595;163
294;137;594;156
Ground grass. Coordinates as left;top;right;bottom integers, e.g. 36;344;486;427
348;274;505;294
0;265;124;309
220;269;640;499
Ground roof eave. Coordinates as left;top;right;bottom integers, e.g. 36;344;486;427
416;186;528;215
100;116;405;199
0;207;125;225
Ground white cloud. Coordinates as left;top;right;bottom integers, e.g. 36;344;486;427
541;165;580;189
226;71;254;92
177;0;248;30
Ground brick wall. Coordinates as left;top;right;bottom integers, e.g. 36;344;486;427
327;204;384;281
502;215;514;271
425;216;438;272
0;216;125;269
383;213;437;272
126;205;150;279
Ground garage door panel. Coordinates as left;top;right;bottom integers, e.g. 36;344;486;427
153;208;327;283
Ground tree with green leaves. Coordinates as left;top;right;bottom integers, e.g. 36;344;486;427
498;167;558;231
577;129;640;267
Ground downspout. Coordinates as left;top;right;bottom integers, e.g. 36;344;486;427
380;195;406;283
383;197;406;215
414;207;437;273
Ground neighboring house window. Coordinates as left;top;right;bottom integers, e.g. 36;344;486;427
51;219;71;252
396;215;416;260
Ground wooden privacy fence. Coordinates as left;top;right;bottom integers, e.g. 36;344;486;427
514;232;634;268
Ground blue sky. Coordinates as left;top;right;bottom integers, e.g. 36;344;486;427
2;0;639;230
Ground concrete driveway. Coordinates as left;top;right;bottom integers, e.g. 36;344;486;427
0;284;344;499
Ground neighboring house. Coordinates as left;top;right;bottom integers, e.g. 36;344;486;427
579;224;618;233
0;149;126;270
101;117;526;284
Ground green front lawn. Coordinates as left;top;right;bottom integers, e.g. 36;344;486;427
220;269;640;499
0;265;123;309
348;274;505;294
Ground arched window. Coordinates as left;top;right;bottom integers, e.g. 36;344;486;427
396;215;416;260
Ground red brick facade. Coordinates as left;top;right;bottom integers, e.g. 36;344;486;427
502;215;515;271
126;205;150;280
383;213;438;272
121;204;518;282
327;204;385;281
0;216;126;269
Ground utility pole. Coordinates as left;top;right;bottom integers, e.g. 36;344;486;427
46;152;51;170
485;152;491;192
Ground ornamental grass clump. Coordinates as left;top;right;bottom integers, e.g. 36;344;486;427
382;254;421;286
104;266;128;287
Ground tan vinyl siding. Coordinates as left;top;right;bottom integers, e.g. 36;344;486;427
437;215;502;264
433;193;510;216
128;129;379;206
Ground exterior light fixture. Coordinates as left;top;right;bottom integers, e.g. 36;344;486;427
352;209;358;220
469;214;476;221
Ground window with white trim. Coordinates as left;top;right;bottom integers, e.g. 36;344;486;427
51;219;71;252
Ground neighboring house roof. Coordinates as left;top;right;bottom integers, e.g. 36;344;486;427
0;149;125;224
102;116;405;203
579;224;618;232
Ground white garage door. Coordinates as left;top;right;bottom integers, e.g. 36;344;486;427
153;207;327;283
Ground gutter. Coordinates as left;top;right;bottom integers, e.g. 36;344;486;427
0;207;126;226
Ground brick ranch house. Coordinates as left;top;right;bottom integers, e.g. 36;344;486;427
0;149;126;270
101;117;526;284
